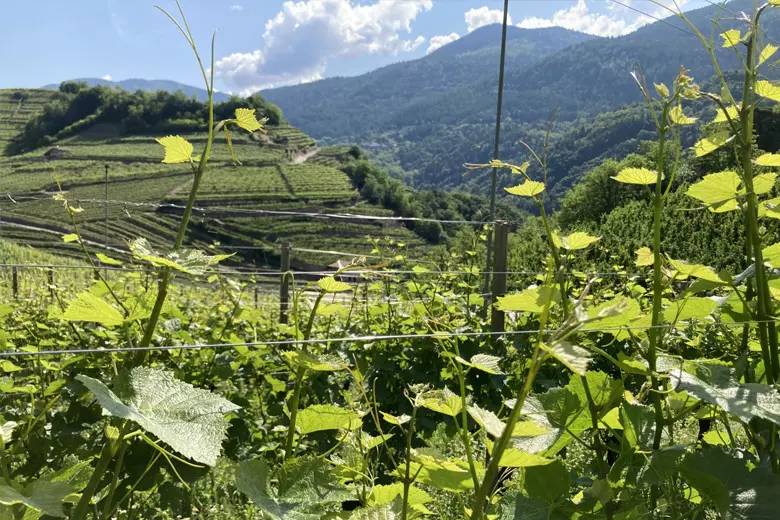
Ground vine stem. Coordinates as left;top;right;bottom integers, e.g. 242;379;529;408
454;342;480;490
401;406;419;520
469;343;544;520
649;113;668;452
739;13;778;384
284;291;326;458
138;24;216;352
101;424;129;519
72;436;119;520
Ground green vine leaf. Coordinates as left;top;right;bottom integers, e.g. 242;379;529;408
681;448;780;518
235;457;349;519
407;449;481;492
486;438;553;468
317;276;352;293
77;367;240;465
747;172;778;195
455;353;504;375
693;131;733;157
0;480;71;518
582;296;641;332
420;388;462;417
760;44;779;66
61;233;78;243
511;161;530;174
542;341;591;375
557;231;600;250
349;499;404;519
663;297;718;322
757;80;780;102
612;167;659;185
62;292;123;327
504;180;545;197
468;405;548;438
524;460;571;505
669;105;697;125
282;351;346;372
667;258;728;284
130;238;232;275
295;404;362;434
95;253;122;266
756;153;780;167
380;411;411;426
495;286;559;313
720;29;742;48
369;483;431;510
234;108;263;133
762;242;780;268
156;135;196;164
635;247;653;266
685;170;740;212
659;358;780;426
713;104;740;123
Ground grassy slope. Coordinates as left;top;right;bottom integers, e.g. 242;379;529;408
0;89;430;269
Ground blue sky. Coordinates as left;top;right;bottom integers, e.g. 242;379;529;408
1;0;707;94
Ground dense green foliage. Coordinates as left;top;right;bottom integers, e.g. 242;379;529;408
343;158;524;243
7;82;283;154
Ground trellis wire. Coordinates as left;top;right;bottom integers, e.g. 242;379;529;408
1;194;495;226
0;318;775;359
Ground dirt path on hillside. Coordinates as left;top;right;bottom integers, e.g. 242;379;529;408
166;179;194;197
292;148;319;164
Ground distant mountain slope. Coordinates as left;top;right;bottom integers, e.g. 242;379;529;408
42;78;230;103
262;25;595;138
261;0;780;199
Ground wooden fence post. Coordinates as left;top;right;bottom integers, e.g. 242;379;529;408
12;266;18;300
280;242;291;323
491;221;509;333
48;267;54;300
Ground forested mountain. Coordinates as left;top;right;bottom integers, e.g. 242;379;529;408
262;25;594;138
262;0;780;201
42;78;230;103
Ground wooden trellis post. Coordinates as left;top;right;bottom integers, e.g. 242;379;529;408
280;242;291;323
490;221;509;333
48;267;54;300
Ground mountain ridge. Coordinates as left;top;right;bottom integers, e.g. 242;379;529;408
260;0;780;200
42;78;231;103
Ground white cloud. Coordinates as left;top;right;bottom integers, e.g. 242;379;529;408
230;4;244;11
215;0;431;93
101;75;113;81
516;0;691;37
427;33;460;54
215;50;323;96
465;6;511;33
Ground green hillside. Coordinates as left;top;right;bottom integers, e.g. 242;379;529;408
0;88;431;269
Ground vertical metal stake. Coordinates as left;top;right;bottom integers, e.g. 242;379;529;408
482;0;511;307
12;266;18;299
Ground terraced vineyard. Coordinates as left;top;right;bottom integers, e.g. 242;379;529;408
0;89;430;267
